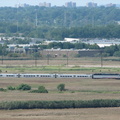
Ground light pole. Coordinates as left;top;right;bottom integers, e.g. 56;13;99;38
2;53;3;64
35;55;37;67
1;45;3;65
67;51;69;66
47;51;50;65
34;48;38;67
100;50;103;67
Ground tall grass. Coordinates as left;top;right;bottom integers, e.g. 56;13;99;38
0;65;120;73
0;99;120;110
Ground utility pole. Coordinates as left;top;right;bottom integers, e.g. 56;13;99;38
47;51;50;65
64;11;67;27
1;53;3;65
100;50;103;67
35;9;38;27
34;48;38;67
35;56;37;67
67;51;69;66
92;0;95;28
16;3;19;33
1;45;3;65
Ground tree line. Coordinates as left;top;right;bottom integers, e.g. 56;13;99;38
1;42;120;57
0;6;120;39
0;6;119;27
1;24;120;39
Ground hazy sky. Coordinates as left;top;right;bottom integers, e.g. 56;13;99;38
0;0;120;7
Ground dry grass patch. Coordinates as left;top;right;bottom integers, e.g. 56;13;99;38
0;77;120;101
0;108;120;120
1;57;120;67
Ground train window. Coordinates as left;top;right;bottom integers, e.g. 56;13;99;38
6;75;14;77
25;75;29;77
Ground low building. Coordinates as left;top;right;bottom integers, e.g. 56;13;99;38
64;38;80;43
83;39;120;47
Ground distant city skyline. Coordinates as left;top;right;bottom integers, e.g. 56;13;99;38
0;0;120;7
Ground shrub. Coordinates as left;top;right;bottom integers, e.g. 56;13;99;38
63;54;67;57
30;86;48;93
0;99;120;110
0;88;6;92
74;54;81;58
57;84;65;91
16;84;31;91
7;86;16;90
7;53;20;57
38;86;48;93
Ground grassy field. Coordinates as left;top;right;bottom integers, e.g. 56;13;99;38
0;57;120;119
0;77;120;101
0;107;120;120
0;64;120;74
0;56;120;67
0;56;120;74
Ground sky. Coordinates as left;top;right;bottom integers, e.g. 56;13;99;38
0;0;120;7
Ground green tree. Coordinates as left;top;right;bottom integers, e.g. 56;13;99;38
57;84;65;91
38;86;48;93
16;84;31;91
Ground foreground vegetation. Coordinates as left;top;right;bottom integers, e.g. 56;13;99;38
0;99;120;110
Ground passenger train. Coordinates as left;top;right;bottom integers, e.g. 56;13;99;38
0;73;120;79
0;73;92;78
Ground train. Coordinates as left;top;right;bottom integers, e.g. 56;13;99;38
0;73;92;78
92;73;120;79
0;73;120;79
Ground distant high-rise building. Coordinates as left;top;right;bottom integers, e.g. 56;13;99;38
15;3;30;7
65;2;76;7
106;3;116;7
39;2;51;7
72;2;76;7
86;2;97;7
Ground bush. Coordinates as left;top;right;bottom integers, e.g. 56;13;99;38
63;54;67;57
7;53;20;57
30;86;48;93
57;84;65;91
113;51;120;57
0;99;120;110
7;86;16;90
16;84;31;91
0;88;6;92
74;54;81;58
38;86;48;93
